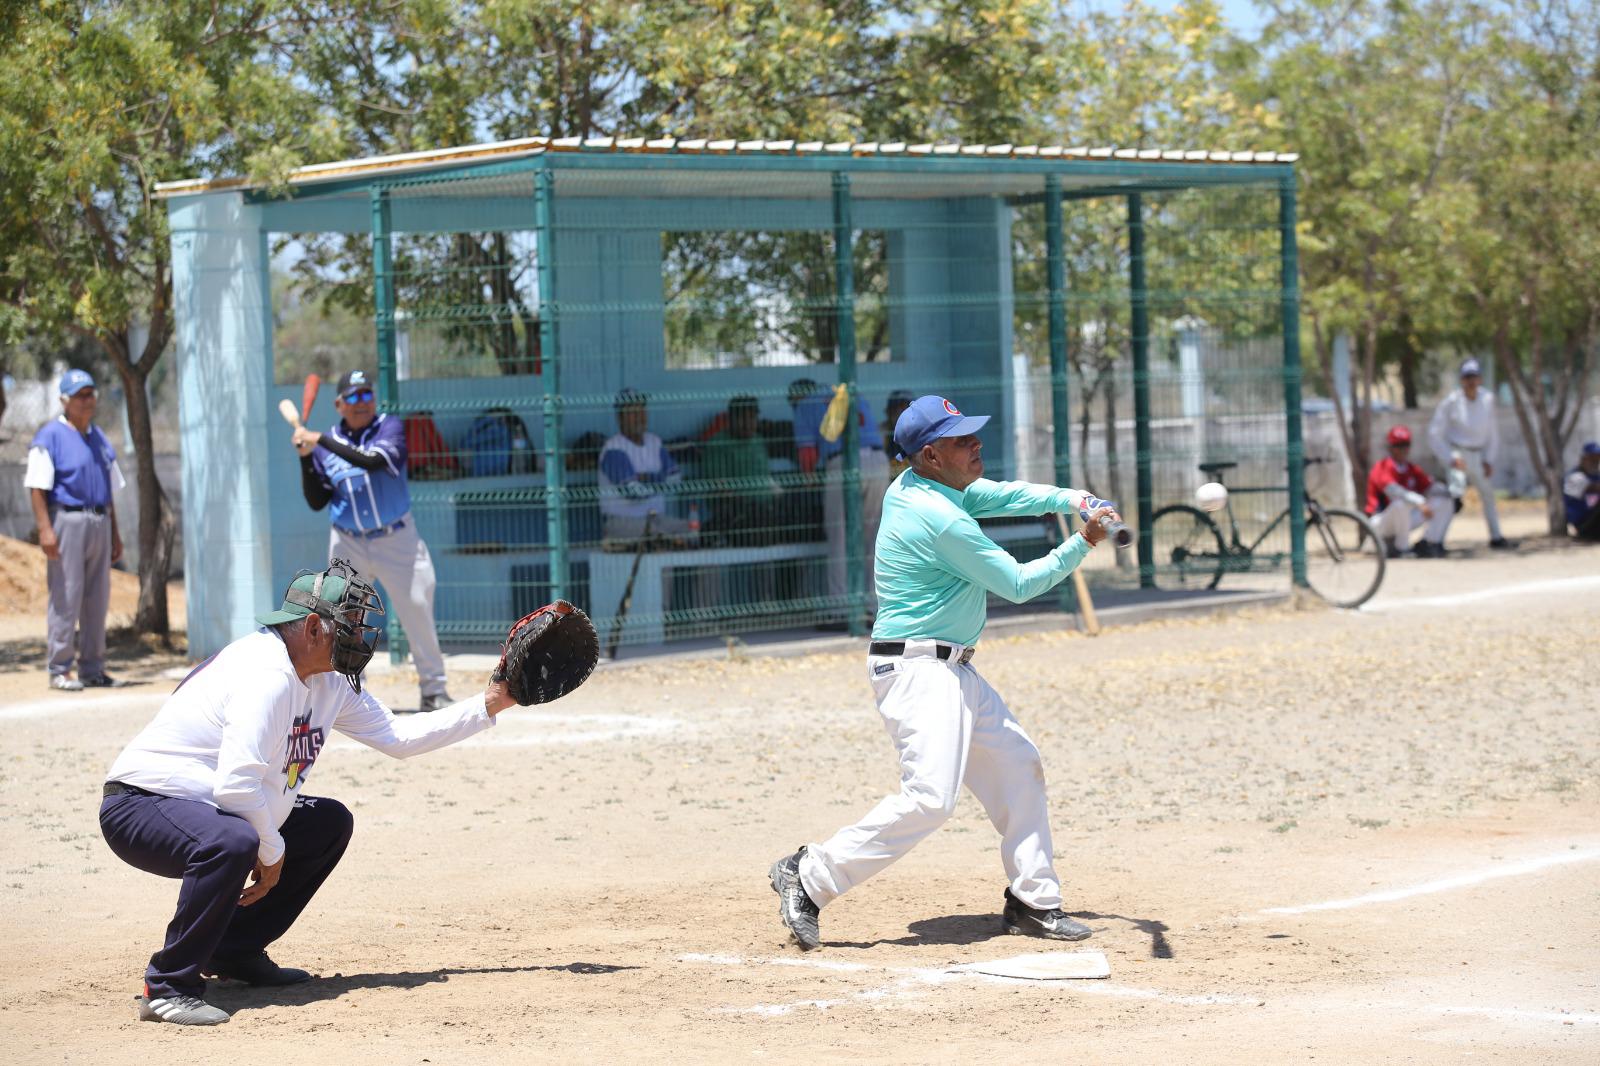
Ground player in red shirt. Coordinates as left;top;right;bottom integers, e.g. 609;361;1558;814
1366;425;1454;557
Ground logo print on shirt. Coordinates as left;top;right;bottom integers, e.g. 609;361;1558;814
282;708;325;792
942;399;961;416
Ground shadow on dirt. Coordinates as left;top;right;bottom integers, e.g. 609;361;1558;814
211;962;640;1013
827;912;1009;950
1072;911;1174;958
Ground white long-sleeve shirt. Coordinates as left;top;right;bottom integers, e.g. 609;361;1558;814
107;629;494;864
1429;388;1500;466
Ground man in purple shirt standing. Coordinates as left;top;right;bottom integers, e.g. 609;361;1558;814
25;368;125;691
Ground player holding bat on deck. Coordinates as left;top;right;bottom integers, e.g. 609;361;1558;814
287;370;453;712
769;394;1119;951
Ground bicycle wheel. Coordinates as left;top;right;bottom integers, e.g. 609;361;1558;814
1302;507;1386;608
1147;504;1227;591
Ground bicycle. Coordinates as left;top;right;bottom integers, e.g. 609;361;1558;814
1147;458;1386;609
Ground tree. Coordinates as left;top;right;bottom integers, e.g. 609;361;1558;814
1441;0;1600;534
0;1;338;639
1233;0;1497;500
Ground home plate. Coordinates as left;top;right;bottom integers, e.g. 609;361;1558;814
953;951;1110;980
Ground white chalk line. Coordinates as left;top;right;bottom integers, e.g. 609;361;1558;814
1262;846;1600;914
683;954;1600;1028
327;713;681;753
678;952;1256;1015
1364;574;1600;613
0;690;167;721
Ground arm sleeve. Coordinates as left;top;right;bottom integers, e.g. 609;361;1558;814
933;516;1093;603
1427;401;1453;465
300;454;334;511
317;434;389;472
1384;482;1425;508
334;689;495;758
961;478;1089;519
23;447;55;492
1485;398;1501;466
601;449;653;498
212;680;297;865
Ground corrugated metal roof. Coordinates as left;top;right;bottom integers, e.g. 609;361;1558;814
153;135;1297;198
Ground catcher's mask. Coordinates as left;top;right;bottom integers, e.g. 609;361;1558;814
256;558;385;691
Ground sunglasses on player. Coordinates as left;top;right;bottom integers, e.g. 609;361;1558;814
341;389;375;404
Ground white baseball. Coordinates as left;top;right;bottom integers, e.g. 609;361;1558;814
1195;482;1228;512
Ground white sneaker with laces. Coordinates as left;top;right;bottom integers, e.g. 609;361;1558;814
48;674;84;691
135;992;230;1025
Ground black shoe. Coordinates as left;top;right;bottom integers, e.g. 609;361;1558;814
1384;541;1403;560
1488;537;1518;550
205;952;311;986
1413;541;1446;559
1001;888;1093;942
769;847;821;950
418;692;454;713
81;673;117;688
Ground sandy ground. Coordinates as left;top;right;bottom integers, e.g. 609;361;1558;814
1;500;1596;1063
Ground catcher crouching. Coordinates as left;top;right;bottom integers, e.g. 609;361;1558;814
98;559;598;1026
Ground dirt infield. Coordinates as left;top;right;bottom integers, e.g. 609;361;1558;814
0;508;1595;1063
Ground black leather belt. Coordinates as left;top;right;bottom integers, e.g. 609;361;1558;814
59;505;107;514
868;641;975;665
103;781;159;799
338;518;406;539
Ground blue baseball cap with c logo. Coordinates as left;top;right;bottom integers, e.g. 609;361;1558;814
892;395;990;460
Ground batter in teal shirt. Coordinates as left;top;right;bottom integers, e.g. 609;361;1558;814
768;393;1120;953
872;472;1096;646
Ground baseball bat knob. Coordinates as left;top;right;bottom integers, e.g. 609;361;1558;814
1101;516;1135;549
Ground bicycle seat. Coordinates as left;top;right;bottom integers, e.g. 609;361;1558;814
1198;461;1238;474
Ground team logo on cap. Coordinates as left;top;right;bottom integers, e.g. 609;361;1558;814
943;399;960;416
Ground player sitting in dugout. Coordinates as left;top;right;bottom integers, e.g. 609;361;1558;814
98;560;520;1027
1365;424;1455;558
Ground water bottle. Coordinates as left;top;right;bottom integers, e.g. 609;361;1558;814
510;430;531;474
687;502;701;547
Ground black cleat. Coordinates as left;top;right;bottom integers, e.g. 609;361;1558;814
81;673;118;688
418;691;455;713
1488;537;1518;550
204;951;311;986
1002;888;1093;942
769;847;821;950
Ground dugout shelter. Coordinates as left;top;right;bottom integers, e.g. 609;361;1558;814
156;136;1306;659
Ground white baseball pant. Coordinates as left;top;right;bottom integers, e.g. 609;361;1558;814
330;516;448;698
1446;446;1503;540
799;641;1063;911
1371;484;1454;547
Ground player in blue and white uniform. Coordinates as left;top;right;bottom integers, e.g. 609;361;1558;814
1564;440;1600;541
25;368;126;690
293;370;451;711
597;388;694;542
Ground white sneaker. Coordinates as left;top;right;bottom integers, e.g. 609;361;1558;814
135;992;230;1025
48;674;84;691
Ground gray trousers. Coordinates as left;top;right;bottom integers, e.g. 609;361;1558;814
329;518;448;697
47;509;113;679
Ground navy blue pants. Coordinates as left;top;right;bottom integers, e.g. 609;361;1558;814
99;789;353;999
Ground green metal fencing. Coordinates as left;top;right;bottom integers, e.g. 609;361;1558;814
310;154;1303;656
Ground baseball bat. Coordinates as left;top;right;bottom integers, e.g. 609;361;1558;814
1054;512;1101;637
277;398;303;429
606;511;655;659
300;373;321;424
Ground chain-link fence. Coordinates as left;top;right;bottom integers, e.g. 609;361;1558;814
269;149;1302;654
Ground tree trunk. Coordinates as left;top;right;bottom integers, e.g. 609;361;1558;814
1491;332;1567;535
